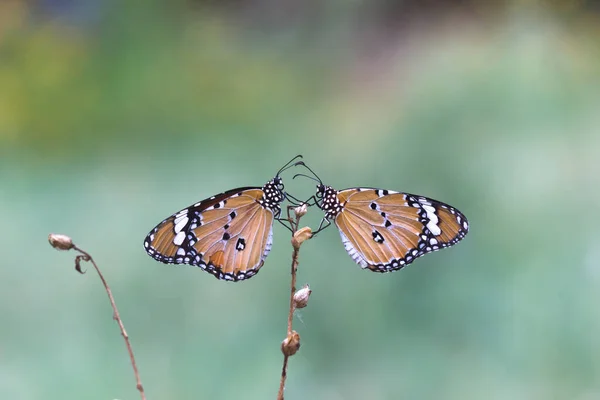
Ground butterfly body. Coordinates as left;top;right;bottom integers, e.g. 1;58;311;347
144;177;286;281
315;185;469;272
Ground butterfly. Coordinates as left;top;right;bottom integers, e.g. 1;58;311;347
143;155;303;281
294;163;469;272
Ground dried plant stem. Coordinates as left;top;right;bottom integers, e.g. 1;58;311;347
277;207;307;400
72;244;146;400
286;245;300;335
277;355;290;400
277;242;300;400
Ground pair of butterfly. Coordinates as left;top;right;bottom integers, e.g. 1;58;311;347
143;155;469;282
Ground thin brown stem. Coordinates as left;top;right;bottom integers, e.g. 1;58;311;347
277;243;300;400
286;245;300;335
277;354;290;400
73;245;146;400
277;207;304;400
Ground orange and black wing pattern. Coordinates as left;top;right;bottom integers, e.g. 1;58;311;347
320;186;468;272
144;186;278;281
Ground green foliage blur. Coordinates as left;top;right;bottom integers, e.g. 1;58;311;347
2;1;600;399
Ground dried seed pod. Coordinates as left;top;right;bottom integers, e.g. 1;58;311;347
293;285;312;309
291;227;312;249
48;233;74;251
294;203;308;218
281;331;301;356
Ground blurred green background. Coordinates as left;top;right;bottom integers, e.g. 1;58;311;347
2;0;600;399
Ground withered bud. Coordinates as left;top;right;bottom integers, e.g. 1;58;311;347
48;233;74;251
294;203;308;218
281;330;301;356
74;255;87;274
291;226;312;249
293;284;312;309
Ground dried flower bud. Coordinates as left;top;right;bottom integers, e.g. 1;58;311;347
281;330;301;356
48;233;74;251
291;226;312;249
294;203;308;218
293;284;312;309
74;254;88;274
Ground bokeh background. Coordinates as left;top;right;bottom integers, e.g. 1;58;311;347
2;0;600;399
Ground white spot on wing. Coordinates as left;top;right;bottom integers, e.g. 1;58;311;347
422;204;441;236
173;231;185;246
174;217;188;233
422;204;435;214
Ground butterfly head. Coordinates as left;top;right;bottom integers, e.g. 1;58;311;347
291;161;342;218
259;155;304;212
315;183;327;200
316;184;342;219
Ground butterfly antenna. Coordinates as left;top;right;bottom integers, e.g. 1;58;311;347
293;161;323;185
276;155;304;177
292;173;321;184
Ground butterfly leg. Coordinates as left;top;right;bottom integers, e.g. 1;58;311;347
290;194;318;207
311;218;331;237
284;192;305;207
302;196;318;207
276;218;295;232
276;200;315;233
271;206;293;232
286;193;319;209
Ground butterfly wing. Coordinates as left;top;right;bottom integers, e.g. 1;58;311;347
144;187;275;281
334;188;468;272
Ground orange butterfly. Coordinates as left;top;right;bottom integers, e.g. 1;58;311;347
143;156;302;281
295;163;469;272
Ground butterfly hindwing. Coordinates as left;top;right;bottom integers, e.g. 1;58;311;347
322;187;468;272
194;193;273;278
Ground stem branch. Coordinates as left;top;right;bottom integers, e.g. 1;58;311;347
73;245;146;400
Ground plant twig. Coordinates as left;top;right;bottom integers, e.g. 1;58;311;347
277;239;300;400
277;354;290;400
277;206;311;400
285;242;300;336
49;234;146;400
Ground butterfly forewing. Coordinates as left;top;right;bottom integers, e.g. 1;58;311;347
332;188;468;272
144;186;277;281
